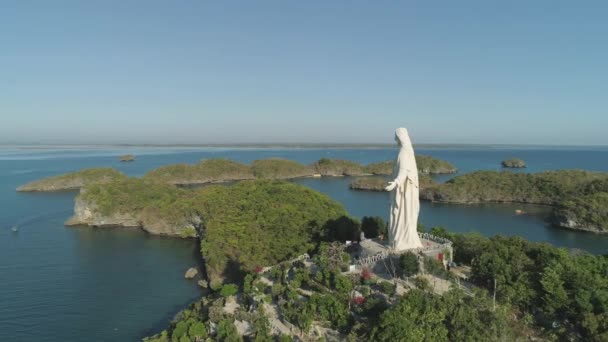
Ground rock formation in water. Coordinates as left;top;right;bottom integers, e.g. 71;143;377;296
501;158;526;168
185;267;198;279
119;154;135;162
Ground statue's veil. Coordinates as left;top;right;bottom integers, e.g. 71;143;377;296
395;128;418;183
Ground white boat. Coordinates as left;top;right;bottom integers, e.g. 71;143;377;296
11;226;18;232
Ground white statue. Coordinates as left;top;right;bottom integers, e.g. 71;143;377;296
385;128;423;251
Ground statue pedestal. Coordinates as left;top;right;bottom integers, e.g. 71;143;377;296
355;236;453;271
359;238;391;258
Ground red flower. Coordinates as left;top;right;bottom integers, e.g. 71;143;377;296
254;266;263;274
361;268;372;280
353;296;366;305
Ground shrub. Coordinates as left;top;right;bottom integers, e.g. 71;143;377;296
398;252;419;277
361;216;386;239
220;284;239;297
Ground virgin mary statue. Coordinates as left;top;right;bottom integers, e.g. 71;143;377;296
384;128;423;251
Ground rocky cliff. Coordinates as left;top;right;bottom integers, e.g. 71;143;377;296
65;188;201;238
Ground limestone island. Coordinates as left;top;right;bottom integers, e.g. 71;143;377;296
65;179;349;287
16;168;126;192
420;170;608;233
17;155;456;191
501;158;526;168
119;154;135;162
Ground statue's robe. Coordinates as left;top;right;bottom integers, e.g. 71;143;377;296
388;132;423;251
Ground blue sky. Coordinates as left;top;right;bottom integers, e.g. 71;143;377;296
1;1;607;145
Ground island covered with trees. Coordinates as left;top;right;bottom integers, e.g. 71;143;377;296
502;158;527;168
16;155;457;191
16;168;126;192
421;170;608;233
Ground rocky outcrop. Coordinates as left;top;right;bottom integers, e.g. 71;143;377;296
554;217;603;233
64;194;140;227
185;267;199;279
119;154;135;162
65;190;201;238
501;158;526;168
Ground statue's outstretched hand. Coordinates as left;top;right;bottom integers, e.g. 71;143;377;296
385;181;397;191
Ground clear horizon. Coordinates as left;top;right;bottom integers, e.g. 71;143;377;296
2;1;607;145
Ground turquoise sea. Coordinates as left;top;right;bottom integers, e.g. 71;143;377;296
1;146;607;341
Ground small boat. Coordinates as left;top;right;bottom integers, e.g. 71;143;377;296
515;209;525;215
11;226;18;232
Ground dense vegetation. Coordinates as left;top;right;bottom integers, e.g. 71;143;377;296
146;238;539;342
364;155;457;175
502;158;526;168
422;170;608;232
81;178;190;223
193;181;350;287
350;175;435;192
429;228;608;341
250;158;313;179
19;156;457;191
143;158;254;185
16;168;126;192
80;178;353;286
312;158;366;176
552;179;608;232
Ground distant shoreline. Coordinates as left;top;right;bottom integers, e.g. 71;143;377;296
1;143;608;150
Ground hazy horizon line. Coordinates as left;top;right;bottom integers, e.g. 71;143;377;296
1;142;608;149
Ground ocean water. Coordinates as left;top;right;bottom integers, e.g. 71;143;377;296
1;146;607;341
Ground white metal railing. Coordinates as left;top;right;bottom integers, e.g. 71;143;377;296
356;234;452;267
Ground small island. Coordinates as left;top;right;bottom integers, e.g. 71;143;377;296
501;158;526;168
16;168;126;192
119;154;135;162
420;170;608;233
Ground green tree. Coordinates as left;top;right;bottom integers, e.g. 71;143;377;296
188;322;207;340
540;263;568;317
220;284;239;297
372;290;448;342
398;252;419;277
361;216;386;239
216;319;242;342
325;216;362;242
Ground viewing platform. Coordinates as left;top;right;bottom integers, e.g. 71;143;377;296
353;233;453;270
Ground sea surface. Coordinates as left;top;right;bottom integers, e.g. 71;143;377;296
1;145;607;341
